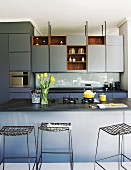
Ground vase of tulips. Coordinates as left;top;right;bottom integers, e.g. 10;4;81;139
37;73;55;105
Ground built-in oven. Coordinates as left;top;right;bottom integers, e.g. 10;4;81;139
9;72;30;88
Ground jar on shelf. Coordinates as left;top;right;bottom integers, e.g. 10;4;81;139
69;48;75;54
60;41;63;45
69;57;72;62
82;57;85;62
73;58;76;62
78;48;84;54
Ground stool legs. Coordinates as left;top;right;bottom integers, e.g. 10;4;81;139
1;127;37;170
94;129;131;170
36;127;73;170
68;129;73;170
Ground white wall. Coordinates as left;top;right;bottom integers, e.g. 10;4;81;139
119;20;131;97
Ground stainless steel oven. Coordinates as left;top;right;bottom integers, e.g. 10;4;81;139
9;72;30;88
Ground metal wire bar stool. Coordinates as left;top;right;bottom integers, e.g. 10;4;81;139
0;126;37;170
94;123;131;170
36;122;73;170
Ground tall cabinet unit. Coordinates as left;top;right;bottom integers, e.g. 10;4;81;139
0;22;34;102
106;35;124;72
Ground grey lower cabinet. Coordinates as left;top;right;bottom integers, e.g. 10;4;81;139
106;46;123;72
10;88;31;99
88;45;105;72
9;52;30;71
9;34;30;52
32;46;49;72
0;34;10;104
113;92;127;98
67;35;86;45
50;46;67;72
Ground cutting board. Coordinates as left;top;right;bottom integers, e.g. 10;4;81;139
97;103;128;109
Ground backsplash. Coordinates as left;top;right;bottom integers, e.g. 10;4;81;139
35;73;120;88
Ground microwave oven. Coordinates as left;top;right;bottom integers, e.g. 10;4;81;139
9;72;30;88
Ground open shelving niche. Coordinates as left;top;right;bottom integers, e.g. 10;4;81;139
32;36;66;46
32;36;49;45
88;36;105;45
67;45;87;70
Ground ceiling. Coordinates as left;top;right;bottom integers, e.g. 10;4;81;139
0;0;131;35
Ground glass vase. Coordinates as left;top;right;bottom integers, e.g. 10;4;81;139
41;88;48;105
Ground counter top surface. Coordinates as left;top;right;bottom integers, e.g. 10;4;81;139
0;98;131;112
49;87;127;93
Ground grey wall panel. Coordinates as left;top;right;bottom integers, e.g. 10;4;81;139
50;46;66;72
106;35;123;46
9;52;30;71
0;22;33;33
88;45;105;72
32;46;49;72
67;35;86;45
9;34;30;52
0;34;10;104
10;93;31;99
106;46;124;72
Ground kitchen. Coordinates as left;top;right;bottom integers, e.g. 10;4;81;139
0;0;131;170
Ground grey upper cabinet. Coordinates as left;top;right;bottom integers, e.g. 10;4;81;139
106;46;123;72
9;34;30;52
32;46;49;72
88;45;105;72
106;35;123;45
67;35;86;45
50;46;66;72
9;52;30;71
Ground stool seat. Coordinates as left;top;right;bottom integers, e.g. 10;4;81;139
0;126;34;136
100;123;131;135
39;123;71;132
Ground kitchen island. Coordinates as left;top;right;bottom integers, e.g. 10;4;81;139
0;98;131;163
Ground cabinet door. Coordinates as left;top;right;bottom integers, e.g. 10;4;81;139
9;52;30;71
0;34;9;104
9;34;30;52
67;35;86;45
10;93;31;99
106;35;123;46
50;46;66;72
32;46;49;72
106;46;123;72
113;92;127;98
88;45;105;72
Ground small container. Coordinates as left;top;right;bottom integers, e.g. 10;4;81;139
72;58;76;62
60;41;63;45
69;57;72;62
78;48;84;54
69;48;75;54
99;94;106;102
82;57;85;62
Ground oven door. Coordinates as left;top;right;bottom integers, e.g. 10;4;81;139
9;72;29;88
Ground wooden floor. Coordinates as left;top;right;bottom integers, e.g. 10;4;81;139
0;162;131;170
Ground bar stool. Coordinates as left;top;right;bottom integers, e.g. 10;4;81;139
0;126;37;170
94;123;131;170
36;122;73;170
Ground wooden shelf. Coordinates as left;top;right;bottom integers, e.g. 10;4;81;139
67;53;86;55
32;36;48;45
67;61;86;63
88;36;105;45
